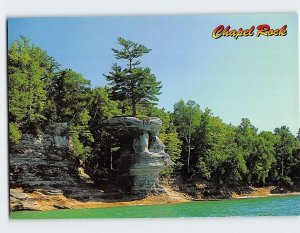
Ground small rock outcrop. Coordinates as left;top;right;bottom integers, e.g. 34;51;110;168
106;116;173;195
10;123;75;189
10;189;39;211
9;123;97;202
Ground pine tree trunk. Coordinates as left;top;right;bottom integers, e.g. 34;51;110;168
131;99;137;116
110;149;113;170
281;155;284;179
187;137;191;173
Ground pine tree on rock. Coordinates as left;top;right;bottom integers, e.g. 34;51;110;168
105;38;162;116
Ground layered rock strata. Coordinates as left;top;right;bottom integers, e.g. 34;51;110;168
106;117;173;195
9;123;96;200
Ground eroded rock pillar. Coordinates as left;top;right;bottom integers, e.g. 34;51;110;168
106;117;173;195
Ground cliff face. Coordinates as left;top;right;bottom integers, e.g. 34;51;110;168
106;117;173;195
9;118;173;211
9;123;88;198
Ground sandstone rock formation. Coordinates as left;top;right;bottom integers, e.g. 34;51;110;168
10;123;75;189
106;116;174;195
10;188;39;211
9;118;173;211
9;123;103;205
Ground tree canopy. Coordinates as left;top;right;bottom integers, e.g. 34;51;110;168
8;36;300;189
173;100;201;173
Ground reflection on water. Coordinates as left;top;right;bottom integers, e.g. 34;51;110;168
11;195;300;219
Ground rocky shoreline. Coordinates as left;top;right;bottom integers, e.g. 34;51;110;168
9;121;300;213
10;186;300;212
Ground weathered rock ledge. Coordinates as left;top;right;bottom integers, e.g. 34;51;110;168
9;123;105;209
9;118;174;211
10;186;191;211
106;116;174;195
9;123;77;190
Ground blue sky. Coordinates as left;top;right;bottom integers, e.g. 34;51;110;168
8;14;299;134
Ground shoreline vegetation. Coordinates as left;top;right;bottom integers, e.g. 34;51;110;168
8;36;300;215
10;186;300;212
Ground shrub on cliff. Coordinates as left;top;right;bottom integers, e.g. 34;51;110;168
9;122;21;144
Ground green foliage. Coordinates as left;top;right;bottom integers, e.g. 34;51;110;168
172;104;299;187
112;37;152;64
69;126;92;161
193;108;245;185
248;135;276;184
48;69;91;123
105;38;162;116
297;128;300;142
89;87;121;121
46;68;94;160
160;132;183;178
282;176;293;187
9;122;21;143
274;126;300;185
8;36;300;189
173;100;201;140
68;109;94;161
213;146;247;185
235;118;258;159
161;133;182;162
84;87;122;179
8;36;59;129
173;100;201;173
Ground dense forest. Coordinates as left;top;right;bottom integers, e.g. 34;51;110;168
8;36;300;189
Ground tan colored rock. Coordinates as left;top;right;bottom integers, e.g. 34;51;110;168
106;116;173;195
9;123;90;200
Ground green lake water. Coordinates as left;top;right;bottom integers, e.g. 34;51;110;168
11;195;300;219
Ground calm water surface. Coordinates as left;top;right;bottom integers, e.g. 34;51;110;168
11;195;300;219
